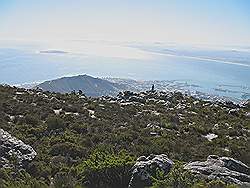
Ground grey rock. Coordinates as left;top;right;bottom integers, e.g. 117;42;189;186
128;96;146;104
118;91;135;100
246;112;250;118
228;108;239;116
128;154;174;188
184;155;250;186
0;129;37;168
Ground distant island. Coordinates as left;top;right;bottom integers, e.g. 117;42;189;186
39;50;68;54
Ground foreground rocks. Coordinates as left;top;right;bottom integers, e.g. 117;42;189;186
128;154;174;188
184;155;250;186
0;129;37;168
129;154;250;187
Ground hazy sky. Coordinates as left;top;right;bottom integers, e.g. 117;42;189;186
0;0;250;45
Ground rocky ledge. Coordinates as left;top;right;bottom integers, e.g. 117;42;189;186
0;129;37;168
129;154;174;188
184;155;250;186
129;154;250;187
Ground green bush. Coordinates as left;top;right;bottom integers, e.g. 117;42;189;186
151;163;239;188
24;114;40;126
46;116;66;131
53;171;76;188
192;180;239;188
50;142;86;158
76;150;135;188
151;161;197;188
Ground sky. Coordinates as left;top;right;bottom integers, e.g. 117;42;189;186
0;0;250;46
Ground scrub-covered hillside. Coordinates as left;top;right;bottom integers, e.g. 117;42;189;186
0;85;249;188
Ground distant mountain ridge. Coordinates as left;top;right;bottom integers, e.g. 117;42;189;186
36;75;127;97
35;74;250;102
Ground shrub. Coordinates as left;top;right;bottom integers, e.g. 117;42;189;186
53;172;76;188
192;180;239;188
151;163;239;188
46;116;66;131
27;161;51;179
50;142;86;158
24;114;40;126
76;150;135;188
151;161;197;188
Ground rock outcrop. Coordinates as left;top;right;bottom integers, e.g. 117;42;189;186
0;129;37;168
184;155;250;186
128;154;174;188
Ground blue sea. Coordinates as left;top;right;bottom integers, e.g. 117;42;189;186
0;40;249;101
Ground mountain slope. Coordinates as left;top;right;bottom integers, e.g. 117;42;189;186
0;85;249;187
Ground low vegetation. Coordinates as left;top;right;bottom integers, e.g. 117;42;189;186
0;85;249;187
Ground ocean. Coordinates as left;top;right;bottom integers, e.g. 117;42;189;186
0;40;249;101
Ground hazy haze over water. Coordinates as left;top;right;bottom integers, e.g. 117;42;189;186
0;40;249;101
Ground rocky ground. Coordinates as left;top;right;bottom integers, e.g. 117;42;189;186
129;154;250;187
0;129;36;168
